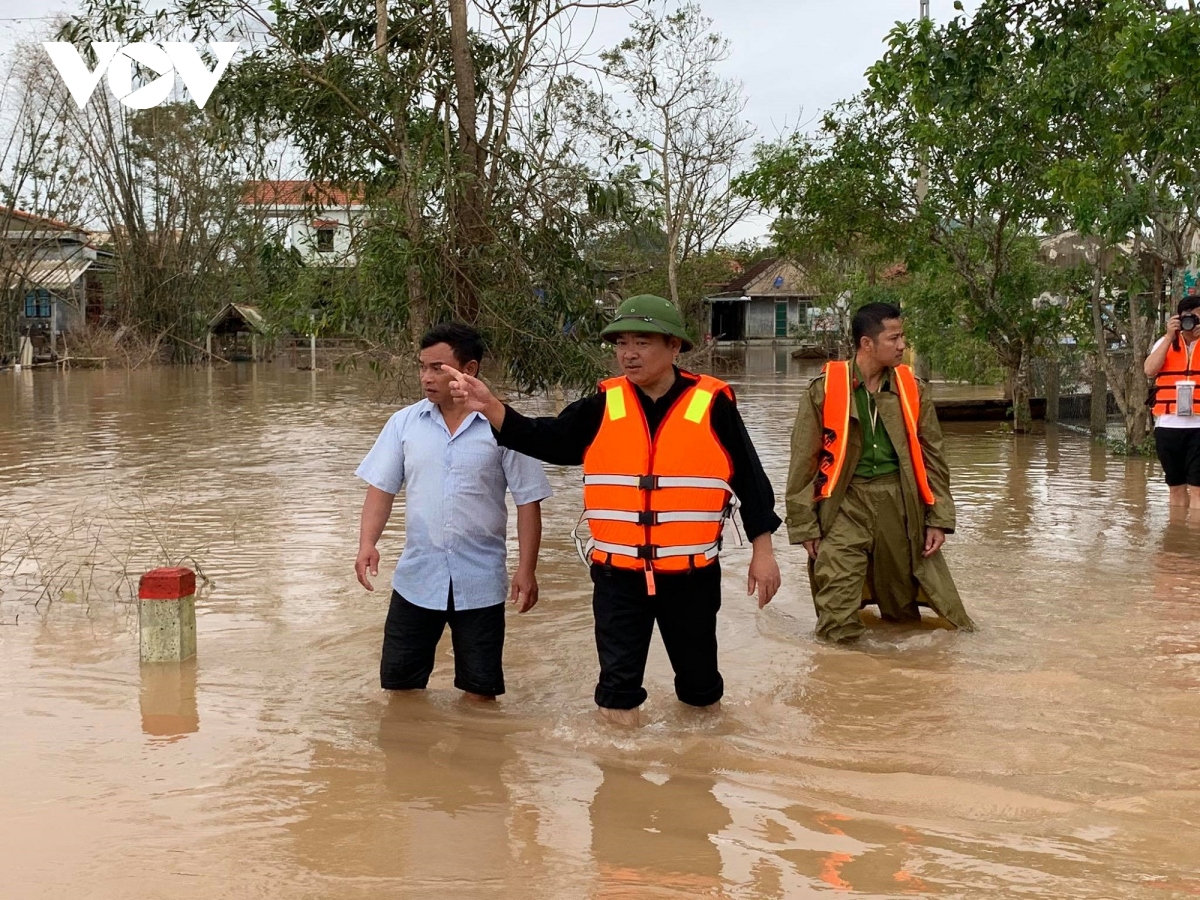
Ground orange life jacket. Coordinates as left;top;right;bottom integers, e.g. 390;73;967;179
814;361;935;506
578;373;735;595
1151;339;1200;415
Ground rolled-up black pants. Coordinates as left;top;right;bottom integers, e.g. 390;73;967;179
590;562;724;710
380;584;505;696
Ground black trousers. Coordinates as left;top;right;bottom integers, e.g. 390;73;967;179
590;563;724;710
1155;426;1200;486
380;584;505;696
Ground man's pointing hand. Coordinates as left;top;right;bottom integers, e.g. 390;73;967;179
442;365;506;427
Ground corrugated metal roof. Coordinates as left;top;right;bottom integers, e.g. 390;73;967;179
207;303;268;332
4;258;93;289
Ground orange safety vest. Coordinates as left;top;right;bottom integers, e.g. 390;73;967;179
814;361;935;506
1151;339;1200;415
577;373;736;595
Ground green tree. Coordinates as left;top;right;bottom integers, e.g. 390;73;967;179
1030;0;1200;451
63;0;643;390
738;5;1069;430
598;3;755;312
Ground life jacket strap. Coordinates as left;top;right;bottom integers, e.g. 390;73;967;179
583;509;728;525
586;538;722;562
582;473;733;492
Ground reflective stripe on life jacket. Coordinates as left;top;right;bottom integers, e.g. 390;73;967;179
577;373;735;594
1151;339;1200;415
814;361;936;506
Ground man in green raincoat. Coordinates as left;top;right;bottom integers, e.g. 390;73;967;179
785;302;975;641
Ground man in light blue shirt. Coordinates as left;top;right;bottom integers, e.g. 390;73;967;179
355;323;552;700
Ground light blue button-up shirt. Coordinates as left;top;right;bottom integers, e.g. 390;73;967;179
356;400;552;611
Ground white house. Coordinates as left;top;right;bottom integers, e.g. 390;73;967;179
241;180;367;265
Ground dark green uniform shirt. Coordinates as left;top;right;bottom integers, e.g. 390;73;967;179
852;363;900;479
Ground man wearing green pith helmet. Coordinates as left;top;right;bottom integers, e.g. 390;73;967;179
443;295;782;726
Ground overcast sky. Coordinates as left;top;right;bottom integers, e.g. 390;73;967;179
0;0;984;240
0;0;983;134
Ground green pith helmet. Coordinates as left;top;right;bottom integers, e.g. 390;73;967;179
600;294;695;352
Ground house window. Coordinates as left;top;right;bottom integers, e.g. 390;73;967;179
24;288;51;318
316;227;335;253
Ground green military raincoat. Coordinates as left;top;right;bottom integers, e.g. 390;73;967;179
785;368;975;631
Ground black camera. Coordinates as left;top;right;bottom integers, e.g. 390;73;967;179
1182;313;1200;332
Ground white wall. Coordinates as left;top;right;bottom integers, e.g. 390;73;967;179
264;207;364;265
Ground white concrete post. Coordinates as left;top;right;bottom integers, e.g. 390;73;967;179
138;567;197;663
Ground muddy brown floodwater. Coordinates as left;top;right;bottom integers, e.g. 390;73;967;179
2;359;1199;899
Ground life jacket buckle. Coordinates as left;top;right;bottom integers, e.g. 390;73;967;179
637;510;656;526
635;544;658;560
637;475;658;491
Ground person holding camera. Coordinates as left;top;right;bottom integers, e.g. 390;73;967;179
1145;295;1200;509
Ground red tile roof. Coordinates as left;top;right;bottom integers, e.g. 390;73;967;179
0;206;87;233
242;180;365;207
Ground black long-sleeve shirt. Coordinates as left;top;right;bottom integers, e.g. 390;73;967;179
495;369;782;541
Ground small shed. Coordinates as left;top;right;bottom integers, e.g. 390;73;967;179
704;258;820;342
206;303;269;361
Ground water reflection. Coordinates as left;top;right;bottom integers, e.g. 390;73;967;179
1153;515;1200;611
139;659;200;741
284;698;521;893
782;810;929;895
712;344;825;381
589;762;728;899
373;698;516;892
4;361;1200;899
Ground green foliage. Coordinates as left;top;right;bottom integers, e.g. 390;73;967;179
1018;0;1200;450
593;3;754;308
737;1;1084;428
53;0;648;387
1104;431;1156;458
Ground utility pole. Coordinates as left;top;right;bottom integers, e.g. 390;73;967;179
912;0;934;381
916;0;930;203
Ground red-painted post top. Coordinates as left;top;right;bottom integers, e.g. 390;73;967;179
139;567;197;600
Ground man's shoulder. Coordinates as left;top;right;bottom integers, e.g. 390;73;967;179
397;398;435;417
384;399;430;430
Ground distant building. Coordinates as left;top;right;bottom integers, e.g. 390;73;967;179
241;180;367;265
2;208;114;357
703;258;820;342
